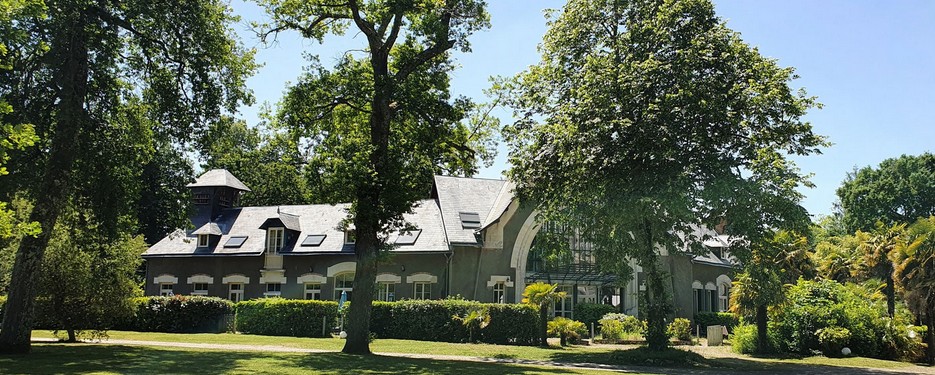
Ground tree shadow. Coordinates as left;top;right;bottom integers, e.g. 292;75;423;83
0;344;588;374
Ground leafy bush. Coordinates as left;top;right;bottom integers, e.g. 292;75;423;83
236;298;337;337
731;323;758;354
694;312;738;335
667;318;691;341
452;308;490;343
369;299;538;345
600;319;625;340
817;326;850;357
123;296;233;333
602;313;644;334
548;317;587;346
575;303;615;330
0;295;5;321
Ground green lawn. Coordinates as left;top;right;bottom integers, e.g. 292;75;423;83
25;330;935;374
0;343;620;375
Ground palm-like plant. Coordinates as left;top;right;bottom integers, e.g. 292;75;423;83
892;216;935;363
452;308;491;343
856;222;907;317
523;282;566;347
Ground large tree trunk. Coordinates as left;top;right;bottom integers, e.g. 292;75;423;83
755;304;769;354
0;11;89;354
927;313;934;365
885;267;895;318
539;305;549;347
342;57;392;355
644;263;669;350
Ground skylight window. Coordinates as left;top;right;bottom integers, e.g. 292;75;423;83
224;236;248;248
395;229;422;246
459;212;481;229
301;234;327;247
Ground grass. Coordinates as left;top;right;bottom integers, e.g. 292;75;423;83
26;330;935;374
0;343;622;375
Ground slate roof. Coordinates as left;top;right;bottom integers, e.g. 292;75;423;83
433;175;508;245
192;222;222;236
186;169;251;191
481;180;515;230
144;199;449;257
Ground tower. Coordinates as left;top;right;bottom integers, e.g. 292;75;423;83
186;169;251;229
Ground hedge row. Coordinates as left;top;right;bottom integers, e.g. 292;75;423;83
236;298;337;338
694;312;738;335
119;296;234;333
0;295;5;322
370;299;539;345
575;303;616;329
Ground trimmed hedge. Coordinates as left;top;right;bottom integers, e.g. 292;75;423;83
122;296;234;333
236;298;337;337
575;303;616;330
369;299;538;345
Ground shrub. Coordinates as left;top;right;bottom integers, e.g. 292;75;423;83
731;323;758;354
235;298;337;337
694;312;738;335
124;296;234;333
548;317;587;346
452;308;490;343
667;318;691;341
575;303;615;330
816;326;851;357
0;295;5;322
600;319;625;340
602;313;644;334
368;299;538;345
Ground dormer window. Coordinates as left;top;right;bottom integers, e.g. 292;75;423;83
197;234;209;248
193;193;209;205
267;227;284;253
345;229;356;244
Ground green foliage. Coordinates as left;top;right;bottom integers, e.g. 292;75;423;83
235;298;336;338
601;313;645;335
574;303;615;330
369;299;538;346
694;312;739;333
893;216;935;363
126;296;234;334
667;318;691;341
547;317;587;346
837;153;935;232
501;0;824;350
0;295;5;321
452;308;490;343
730;323;763;354
599;319;624;340
816;326;851;357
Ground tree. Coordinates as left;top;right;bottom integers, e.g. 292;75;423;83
36;205;146;342
837;153;935;233
500;0;824;350
892;216;935;364
812;231;864;283
856;222;905;318
255;0;490;354
730;230;806;353
0;0;255;353
522;282;566;347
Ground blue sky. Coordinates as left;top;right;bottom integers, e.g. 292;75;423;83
229;1;935;218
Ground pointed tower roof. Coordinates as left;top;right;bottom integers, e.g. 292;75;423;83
186;169;251;192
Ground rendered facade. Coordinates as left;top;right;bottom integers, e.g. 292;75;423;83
143;169;735;319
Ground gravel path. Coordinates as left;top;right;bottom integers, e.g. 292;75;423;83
31;338;934;374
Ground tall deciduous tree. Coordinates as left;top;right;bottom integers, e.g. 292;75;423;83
255;0;490;354
837;153;935;233
501;0;824;350
0;0;255;353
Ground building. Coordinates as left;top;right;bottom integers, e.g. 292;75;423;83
143;169;735;319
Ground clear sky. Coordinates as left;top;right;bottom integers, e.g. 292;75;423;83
229;1;935;218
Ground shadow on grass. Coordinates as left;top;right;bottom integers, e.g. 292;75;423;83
547;346;925;374
0;344;585;375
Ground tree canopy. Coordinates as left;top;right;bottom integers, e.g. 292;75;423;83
501;0;825;350
837;153;935;233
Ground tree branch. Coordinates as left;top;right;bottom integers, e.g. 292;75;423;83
347;0;382;52
395;10;453;82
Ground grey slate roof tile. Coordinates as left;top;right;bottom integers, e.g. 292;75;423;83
186;169;251;191
433;175;507;245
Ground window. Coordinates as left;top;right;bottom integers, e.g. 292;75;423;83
304;283;321;300
395;229;421;246
197;234;209;248
413;282;431;300
265;282;282;296
266;228;284;253
694;288;704;313
229;283;244;302
553;285;573;318
192;283;208;295
334;272;354;300
459;212;481;229
217;191;231;207
709;289;717;312
160;283;174;297
377;282;395;302
301;234;326;247
225;236;248;248
718;283;731;312
345;230;356;244
193;193;209;205
492;281;506;304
